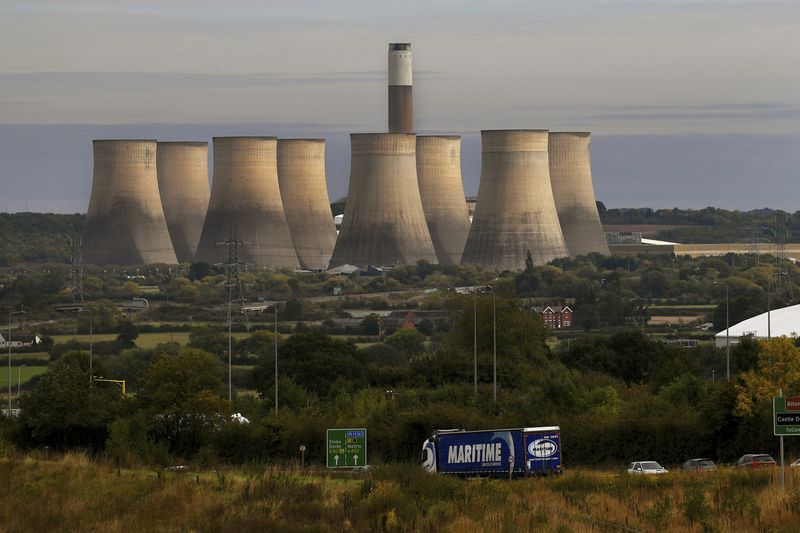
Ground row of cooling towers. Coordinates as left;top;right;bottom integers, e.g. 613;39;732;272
81;42;608;270
80;130;608;271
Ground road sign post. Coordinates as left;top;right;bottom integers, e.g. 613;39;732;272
327;428;367;468
773;394;800;490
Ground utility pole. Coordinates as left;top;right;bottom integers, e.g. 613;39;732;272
274;302;279;416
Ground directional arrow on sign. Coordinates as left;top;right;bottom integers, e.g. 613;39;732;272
353;454;358;465
334;455;340;466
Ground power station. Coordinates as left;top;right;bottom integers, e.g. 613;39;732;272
462;130;568;271
277;139;338;270
388;43;413;133
194;137;300;268
329;133;438;268
548;132;610;257
156;141;210;263
82;140;177;265
416;136;471;266
78;43;610;271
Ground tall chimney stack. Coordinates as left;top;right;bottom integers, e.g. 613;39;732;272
388;43;413;133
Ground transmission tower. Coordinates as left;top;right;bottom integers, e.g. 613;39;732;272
772;215;794;301
68;235;84;304
217;225;250;402
743;226;770;266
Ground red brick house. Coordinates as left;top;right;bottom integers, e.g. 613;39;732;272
532;305;573;329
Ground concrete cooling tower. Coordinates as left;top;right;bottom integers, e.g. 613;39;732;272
548;132;610;257
156;142;210;263
329;133;437;268
194;137;300;268
416;136;471;266
82;140;177;265
461;130;568;271
277;139;337;270
388;43;413;133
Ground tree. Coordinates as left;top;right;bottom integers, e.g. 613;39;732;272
735;337;800;417
252;332;364;398
361;314;381;335
188;325;227;357
188;261;211;281
137;348;225;411
386;329;426;357
19;352;121;450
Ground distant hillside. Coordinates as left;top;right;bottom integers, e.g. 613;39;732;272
0;213;84;266
2;205;799;266
598;204;800;244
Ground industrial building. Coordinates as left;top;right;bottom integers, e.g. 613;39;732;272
82;140;178;265
277;139;337;270
194;137;300;268
416;135;471;265
461;130;568;270
156;141;210;263
329;133;438;268
714;304;800;347
549;132;610;257
388;43;413;133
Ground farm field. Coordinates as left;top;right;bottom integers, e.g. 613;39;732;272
0;365;47;388
50;332;251;349
2;454;800;532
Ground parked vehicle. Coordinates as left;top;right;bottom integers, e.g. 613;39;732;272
791;459;800;468
734;454;776;469
421;426;562;477
681;458;717;472
627;461;668;475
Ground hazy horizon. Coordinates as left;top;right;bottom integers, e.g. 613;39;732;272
1;1;798;213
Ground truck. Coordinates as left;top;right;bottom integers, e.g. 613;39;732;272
421;426;562;477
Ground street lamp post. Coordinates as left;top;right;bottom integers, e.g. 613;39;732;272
491;289;496;403
473;289;478;397
274;303;279;416
8;310;25;415
79;307;93;384
17;364;25;406
713;281;730;381
768;271;786;341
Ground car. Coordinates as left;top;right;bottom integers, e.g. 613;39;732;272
733;454;776;469
791;459;800;468
681;458;717;472
627;461;668;475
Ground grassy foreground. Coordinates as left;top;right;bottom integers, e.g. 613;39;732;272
3;453;800;532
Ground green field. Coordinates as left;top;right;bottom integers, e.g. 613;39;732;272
0;365;48;387
51;332;251;349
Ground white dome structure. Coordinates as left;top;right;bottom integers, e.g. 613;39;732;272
715;303;800;347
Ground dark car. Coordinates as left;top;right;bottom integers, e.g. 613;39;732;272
681;458;717;472
734;454;776;469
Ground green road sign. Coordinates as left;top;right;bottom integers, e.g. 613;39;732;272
327;428;367;468
773;397;800;436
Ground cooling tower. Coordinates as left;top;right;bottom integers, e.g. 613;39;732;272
549;132;610;257
329;133;437;267
156;141;210;263
388;43;412;133
82;140;177;265
194;137;300;268
416;136;471;266
277;139;337;270
461;130;568;271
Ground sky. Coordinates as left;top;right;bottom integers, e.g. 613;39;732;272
1;0;799;213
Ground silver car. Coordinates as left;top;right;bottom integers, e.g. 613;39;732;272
628;461;668;475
